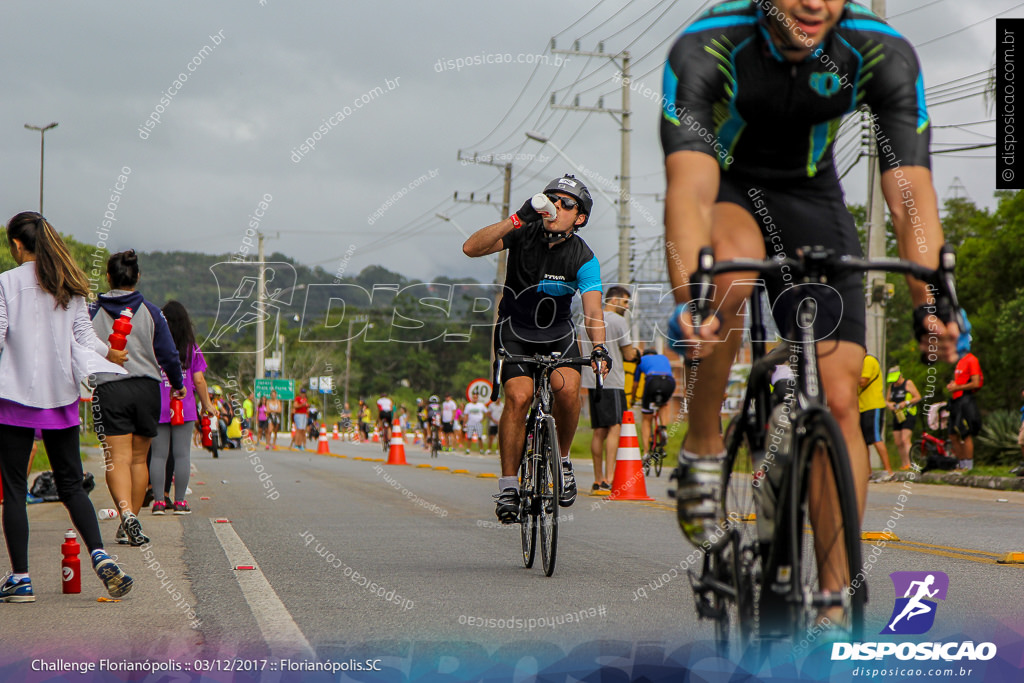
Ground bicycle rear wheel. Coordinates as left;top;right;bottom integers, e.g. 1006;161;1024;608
654;449;664;477
538;415;560;577
791;412;866;642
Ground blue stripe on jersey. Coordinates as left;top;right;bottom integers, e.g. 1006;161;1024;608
684;15;757;35
915;72;930;132
663;63;681;124
834;33;864;113
807;121;831;176
538;279;575;296
576;255;603;294
846;2;880;19
839;19;902;40
716;35;754;168
710;0;753;14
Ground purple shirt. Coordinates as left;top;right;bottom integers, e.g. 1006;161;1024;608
0;399;79;430
159;346;207;424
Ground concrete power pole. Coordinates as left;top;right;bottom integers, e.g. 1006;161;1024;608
865;0;888;364
551;41;633;285
256;232;266;384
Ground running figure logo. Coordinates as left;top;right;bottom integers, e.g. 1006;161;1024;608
881;571;949;635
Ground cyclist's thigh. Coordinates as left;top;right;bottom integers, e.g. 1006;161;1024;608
502;376;535;412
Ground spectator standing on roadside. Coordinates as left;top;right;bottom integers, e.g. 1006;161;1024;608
947;318;982;473
463;396;487;454
580;286;638;491
256;397;269;448
859;354;893;480
149;301;217;515
0;212;133;600
485;397;503;455
441;394;458;452
266;390;283;450
90;250;185;547
242;392;254;436
292;388;309;449
886;365;921;471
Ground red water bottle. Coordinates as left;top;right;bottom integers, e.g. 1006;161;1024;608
108;308;134;351
61;529;81;594
200;414;213;447
170;397;185;425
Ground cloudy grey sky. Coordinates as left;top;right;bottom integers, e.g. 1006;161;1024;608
2;1;1007;286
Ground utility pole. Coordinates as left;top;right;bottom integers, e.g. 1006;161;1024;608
256;232;266;384
551;41;633;285
865;0;887;364
24;122;58;215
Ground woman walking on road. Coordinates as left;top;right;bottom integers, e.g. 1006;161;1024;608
149;301;217;515
89;250;185;546
0;212;133;600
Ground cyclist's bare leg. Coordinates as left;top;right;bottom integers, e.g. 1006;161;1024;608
499;376;534;477
679;203;764;457
550;367;582;463
591;426;609;483
811;340;869;623
640;412;653;453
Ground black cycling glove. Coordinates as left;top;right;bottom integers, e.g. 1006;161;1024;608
590;344;613;372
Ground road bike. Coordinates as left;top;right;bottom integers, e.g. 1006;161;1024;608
643;408;668;477
492;349;601;577
380;418;391;455
679;245;962;656
429;419;441;459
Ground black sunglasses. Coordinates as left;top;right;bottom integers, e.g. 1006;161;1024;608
544;193;579;211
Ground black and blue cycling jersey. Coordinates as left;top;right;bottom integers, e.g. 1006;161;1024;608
497;219;602;343
661;0;930;182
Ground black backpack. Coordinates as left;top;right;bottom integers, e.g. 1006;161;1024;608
30;471;96;502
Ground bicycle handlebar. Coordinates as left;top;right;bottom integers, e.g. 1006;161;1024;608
491;350;603;402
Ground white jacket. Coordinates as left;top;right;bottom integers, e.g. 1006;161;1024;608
0;262;124;409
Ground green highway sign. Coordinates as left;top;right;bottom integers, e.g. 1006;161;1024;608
255;378;295;400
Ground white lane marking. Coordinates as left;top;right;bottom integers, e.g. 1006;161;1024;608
210;519;315;659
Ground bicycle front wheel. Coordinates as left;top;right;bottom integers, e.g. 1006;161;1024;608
792;412;866;642
520;452;536;568
538;415;560;577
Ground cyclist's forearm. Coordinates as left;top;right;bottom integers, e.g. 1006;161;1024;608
463;218;513;257
881;166;944;307
664;152;718;296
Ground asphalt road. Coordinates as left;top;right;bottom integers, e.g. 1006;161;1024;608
1;435;1022;681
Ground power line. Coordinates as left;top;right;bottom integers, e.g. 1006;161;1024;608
887;0;947;19
917;3;1024;47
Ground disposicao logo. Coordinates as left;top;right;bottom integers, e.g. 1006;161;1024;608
882;570;948;635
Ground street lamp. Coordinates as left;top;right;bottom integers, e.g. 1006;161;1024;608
271;284;306;379
437;213;497;265
524;131;619;212
24;122;58;214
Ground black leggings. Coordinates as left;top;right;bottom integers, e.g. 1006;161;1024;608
0;425;104;573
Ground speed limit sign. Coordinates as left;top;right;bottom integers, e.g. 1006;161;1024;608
466;378;493;403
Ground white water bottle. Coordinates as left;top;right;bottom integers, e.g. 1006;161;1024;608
531;193;557;221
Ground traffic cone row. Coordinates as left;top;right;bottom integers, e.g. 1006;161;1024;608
316;425;330;454
332;424;340;440
386;419;408;466
609;411;653;501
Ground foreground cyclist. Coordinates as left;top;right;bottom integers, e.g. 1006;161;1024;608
661;0;958;626
463;175;609;522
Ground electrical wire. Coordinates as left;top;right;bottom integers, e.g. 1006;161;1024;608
917;3;1024;48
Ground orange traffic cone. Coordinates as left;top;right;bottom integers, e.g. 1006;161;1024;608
372;428;380;443
386;419;408;465
316;425;330;454
332;424;340;440
290;422;297;443
609;411;653;501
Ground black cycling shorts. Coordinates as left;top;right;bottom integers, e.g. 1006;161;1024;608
493;320;582;384
590;388;626;429
379;410;393;426
892;411;917;431
717;171;866;348
640;375;676;414
949;394;981;439
441;421;454;434
859;408;885;445
93;377;161;438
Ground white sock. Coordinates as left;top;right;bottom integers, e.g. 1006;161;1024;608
11;573;29;582
961;459;971;469
498;476;517;492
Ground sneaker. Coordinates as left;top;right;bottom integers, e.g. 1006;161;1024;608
92;551;133;598
142;487;154;509
493;488;521;524
173;500;191;515
599;481;611;491
151;501;167;515
465;449;470;454
591;482;601;492
115;522;129;545
0;575;35;603
25;492;44;504
559;461;577;507
121;514;150;546
671;451;728;551
163;495;173;509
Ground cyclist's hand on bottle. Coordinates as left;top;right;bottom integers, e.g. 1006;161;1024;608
667;301;722;360
913;305;960;364
590;344;612;378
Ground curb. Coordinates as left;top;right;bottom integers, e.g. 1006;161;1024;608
884;470;1024;492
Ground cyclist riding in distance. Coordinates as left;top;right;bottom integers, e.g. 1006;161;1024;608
463;174;610;523
425;395;442;449
661;0;959;621
377;391;394;437
634;347;677;454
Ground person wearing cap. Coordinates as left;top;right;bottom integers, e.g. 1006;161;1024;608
859;354;893;480
292;387;309;449
946;314;982;473
463;174;610;524
886;366;921;470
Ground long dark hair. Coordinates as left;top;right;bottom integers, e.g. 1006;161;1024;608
161;300;197;370
6;212;90;309
107;249;140;289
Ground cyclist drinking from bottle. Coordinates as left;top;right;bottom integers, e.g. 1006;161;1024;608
463;175;610;523
661;0;959;623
